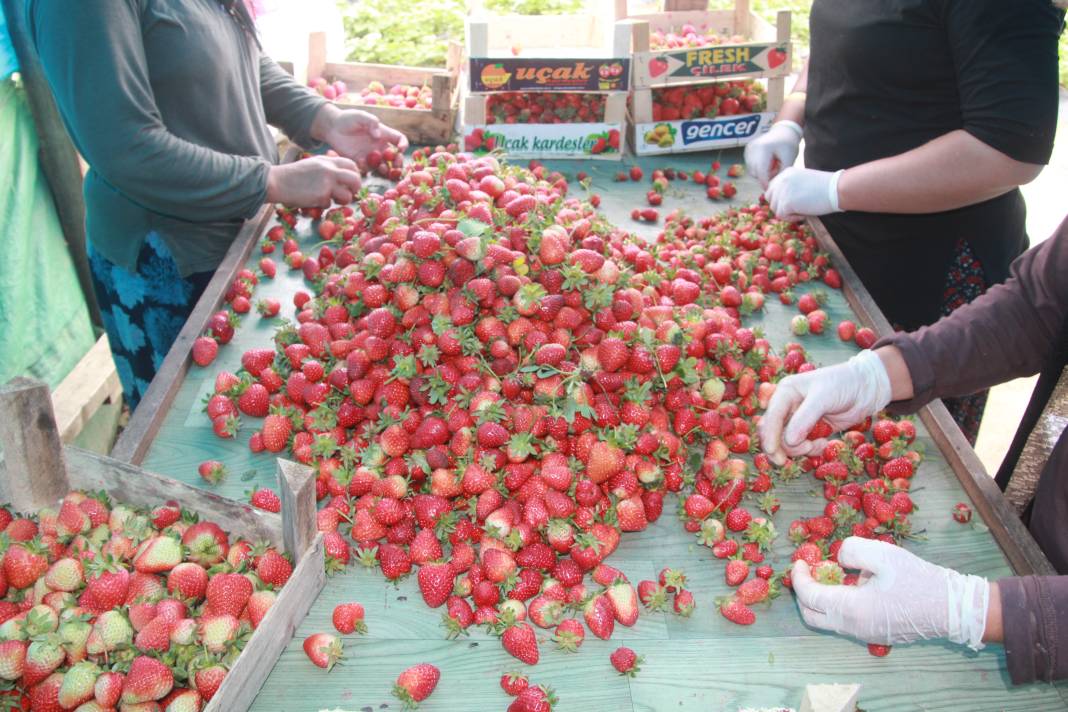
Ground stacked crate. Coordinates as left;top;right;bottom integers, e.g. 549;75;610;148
619;0;791;155
462;4;632;160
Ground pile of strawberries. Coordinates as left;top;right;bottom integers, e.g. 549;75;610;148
189;148;925;706
649;25;746;50
485;93;606;125
650;80;766;122
347;81;434;111
0;491;290;710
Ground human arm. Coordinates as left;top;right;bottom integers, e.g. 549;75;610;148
793;538;1068;684
743;59;808;188
259;54;330;148
767;0;1060;219
309;102;409;171
758;220;1068;462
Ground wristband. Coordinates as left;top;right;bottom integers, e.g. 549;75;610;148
946;574;990;651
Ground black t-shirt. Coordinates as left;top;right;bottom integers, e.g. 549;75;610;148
805;0;1064;330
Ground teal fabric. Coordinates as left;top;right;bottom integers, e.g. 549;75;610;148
0;78;94;387
0;4;18;79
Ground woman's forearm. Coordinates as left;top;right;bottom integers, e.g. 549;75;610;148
983;581;1003;644
774;58;808;126
874;346;914;402
837;130;1043;214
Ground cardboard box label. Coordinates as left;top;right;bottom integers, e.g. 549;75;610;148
635;113;773;154
464;123;623;158
469;58;630;92
641;43;788;83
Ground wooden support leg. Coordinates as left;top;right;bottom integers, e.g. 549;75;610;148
0;378;70;512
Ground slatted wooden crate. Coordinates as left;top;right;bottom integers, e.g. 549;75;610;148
306;32;462;146
0;377;325;712
461;4;632;160
619;0;790;155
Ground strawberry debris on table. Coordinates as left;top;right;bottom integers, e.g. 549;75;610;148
195;147;930;687
0;490;291;709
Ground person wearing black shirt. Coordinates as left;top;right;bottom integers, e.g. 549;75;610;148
745;0;1064;444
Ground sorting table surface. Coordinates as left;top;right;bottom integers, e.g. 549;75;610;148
135;149;1068;711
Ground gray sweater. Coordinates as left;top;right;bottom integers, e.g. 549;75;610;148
29;0;327;275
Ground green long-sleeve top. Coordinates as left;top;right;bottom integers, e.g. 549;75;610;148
28;0;328;276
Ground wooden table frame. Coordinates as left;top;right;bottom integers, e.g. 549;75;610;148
112;197;1055;579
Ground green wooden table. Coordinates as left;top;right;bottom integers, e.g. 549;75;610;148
115;150;1068;711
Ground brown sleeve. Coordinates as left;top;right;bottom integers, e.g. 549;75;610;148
875;218;1068;414
997;576;1068;684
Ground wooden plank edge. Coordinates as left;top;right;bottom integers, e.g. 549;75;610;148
0;378;71;512
52;333;122;444
205;533;326;712
807;218;1054;576
110;204;274;465
65;446;285;549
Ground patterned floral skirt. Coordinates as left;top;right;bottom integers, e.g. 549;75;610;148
88;233;213;410
939;238;989;445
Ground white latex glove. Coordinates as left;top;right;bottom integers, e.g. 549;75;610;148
792;537;990;650
766;166;845;221
744;120;803;189
759;349;891;465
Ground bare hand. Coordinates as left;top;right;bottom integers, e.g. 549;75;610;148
325;109;409;170
266;155;361;208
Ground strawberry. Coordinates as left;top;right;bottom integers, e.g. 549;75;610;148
122;655;174;704
332;603;367;635
0;639;26;680
193;665;227;702
718;596;755;625
637;580;668;611
609;646;642;676
725;559;749;586
237;382;270;417
855;327;877;349
605;581;638;626
247;589;277;629
249;487;281;513
500;671;529;696
582;594;615;640
552;618;585;652
501;622;539;665
95;670;124;707
135;616;174;652
867;643;891;657
417;562;454;608
952;502;972;524
508;685;557;712
672;589;695;617
393;662;440;708
182;521;229;567
86;610;133;655
133;536;183;573
255;549;293;587
24;637;66;687
3;540;48;589
303;633;344;671
205;573;253;617
43;557;83;592
191;337;219;367
736;577;770;605
197;460;227;485
198;613;240;653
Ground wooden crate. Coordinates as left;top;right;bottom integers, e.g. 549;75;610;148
51;333;123;444
462;10;631;160
621;0;790;155
0;377;326;712
306;32;462;146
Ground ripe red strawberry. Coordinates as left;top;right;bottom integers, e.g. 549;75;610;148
94;670;124;707
0;639;26;680
552;618;585;652
303;633;344;671
582;594;615;640
868;643;892;657
256;549;293;587
191;336;218;367
205;573;253;617
332;603;367;635
500;671;529;696
508;684;557;712
122;655;174;704
197;460;227;485
249;487;281;513
672;589;695;617
3;541;48;589
736;577;771;605
501;622;539;665
260;414;291;453
417;562;454;608
393;662;440;708
610;646;642;676
237;382;270;417
855;327;877;349
194;665;226;701
718;596;755;625
881;457;914;479
378;544;413;580
725;559;749;586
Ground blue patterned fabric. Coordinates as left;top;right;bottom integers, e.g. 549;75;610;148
88;232;212;410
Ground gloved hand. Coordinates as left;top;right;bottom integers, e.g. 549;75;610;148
766;166;845;221
744;120;803;188
758;349;891;465
792;537;990;650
